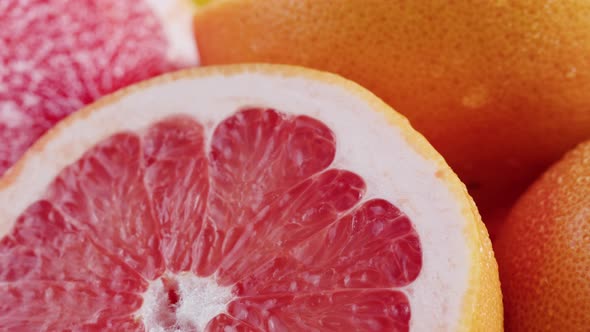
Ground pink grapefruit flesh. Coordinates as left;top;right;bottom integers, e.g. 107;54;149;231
0;0;196;176
0;108;422;331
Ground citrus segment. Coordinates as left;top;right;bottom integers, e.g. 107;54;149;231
235;198;421;296
0;201;146;293
0;0;197;177
197;108;343;279
0;65;501;331
43;133;164;279
212;168;366;285
0;203;145;331
0;281;144;331
143;116;209;272
206;314;259;331
227;289;410;331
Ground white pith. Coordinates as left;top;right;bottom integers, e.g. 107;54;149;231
145;0;199;65
138;273;232;332
0;66;470;331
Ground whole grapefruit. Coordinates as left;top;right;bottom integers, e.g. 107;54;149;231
495;140;590;331
194;0;590;235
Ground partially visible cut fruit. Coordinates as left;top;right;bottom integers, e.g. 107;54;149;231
0;65;501;331
495;140;590;331
0;0;197;176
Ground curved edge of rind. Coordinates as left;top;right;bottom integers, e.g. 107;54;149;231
390;91;503;332
0;63;503;331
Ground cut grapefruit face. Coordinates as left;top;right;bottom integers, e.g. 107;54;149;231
0;65;501;331
0;0;197;177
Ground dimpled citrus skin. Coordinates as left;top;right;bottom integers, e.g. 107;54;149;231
194;0;590;235
495;141;590;331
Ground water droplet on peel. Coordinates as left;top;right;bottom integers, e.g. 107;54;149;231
461;85;490;109
566;67;577;79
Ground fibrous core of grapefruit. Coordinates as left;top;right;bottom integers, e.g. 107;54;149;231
0;65;501;331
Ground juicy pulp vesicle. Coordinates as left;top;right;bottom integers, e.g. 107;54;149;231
0;108;422;331
0;0;193;177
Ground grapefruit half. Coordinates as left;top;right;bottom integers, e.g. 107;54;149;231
0;0;197;177
0;65;501;331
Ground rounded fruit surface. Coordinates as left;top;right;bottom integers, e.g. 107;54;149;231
495;141;590;331
0;65;501;331
193;0;590;235
0;0;197;177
